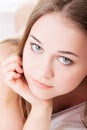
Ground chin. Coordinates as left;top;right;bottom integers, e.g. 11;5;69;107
29;87;52;100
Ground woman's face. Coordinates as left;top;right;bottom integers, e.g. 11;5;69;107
23;13;87;99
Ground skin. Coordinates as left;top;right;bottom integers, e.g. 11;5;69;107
23;13;87;99
0;42;24;130
1;13;87;130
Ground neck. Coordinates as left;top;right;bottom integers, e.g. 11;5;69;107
52;80;87;114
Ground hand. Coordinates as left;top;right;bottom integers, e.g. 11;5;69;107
1;55;53;109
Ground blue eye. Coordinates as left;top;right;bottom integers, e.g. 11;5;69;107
58;57;72;65
30;43;43;53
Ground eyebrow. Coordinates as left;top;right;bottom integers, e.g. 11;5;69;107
30;34;79;57
30;34;43;44
58;51;79;57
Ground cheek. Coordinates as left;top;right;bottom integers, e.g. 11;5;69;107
54;69;86;95
23;57;38;75
23;50;37;80
23;45;43;79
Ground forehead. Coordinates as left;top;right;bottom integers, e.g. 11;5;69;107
29;13;87;54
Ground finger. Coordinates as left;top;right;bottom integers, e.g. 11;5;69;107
6;71;22;81
14;79;31;102
1;55;22;67
4;63;23;74
5;77;30;102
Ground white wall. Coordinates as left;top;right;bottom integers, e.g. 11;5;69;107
0;0;38;41
0;0;37;12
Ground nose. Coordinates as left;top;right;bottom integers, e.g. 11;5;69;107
39;61;54;79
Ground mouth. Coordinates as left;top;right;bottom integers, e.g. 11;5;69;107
32;78;53;89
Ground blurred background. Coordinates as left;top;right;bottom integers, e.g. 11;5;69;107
0;0;38;40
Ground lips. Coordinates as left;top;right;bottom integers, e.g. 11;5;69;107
32;78;53;89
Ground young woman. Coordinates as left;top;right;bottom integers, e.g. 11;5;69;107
1;0;87;129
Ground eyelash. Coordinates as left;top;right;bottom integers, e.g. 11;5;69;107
30;43;43;53
57;56;73;65
30;43;73;65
